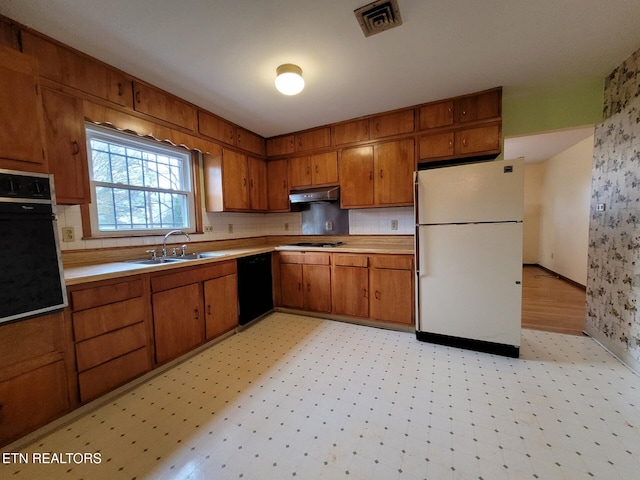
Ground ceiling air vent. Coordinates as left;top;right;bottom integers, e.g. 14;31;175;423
354;0;403;37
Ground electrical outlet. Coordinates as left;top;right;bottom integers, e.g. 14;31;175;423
62;226;75;242
391;220;398;230
228;224;233;233
326;221;333;231
284;222;289;231
596;203;606;212
204;225;213;232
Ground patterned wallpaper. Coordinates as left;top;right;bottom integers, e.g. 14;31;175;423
586;47;640;371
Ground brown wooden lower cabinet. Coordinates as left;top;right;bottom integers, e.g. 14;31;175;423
0;359;69;445
332;254;369;318
152;283;205;364
0;311;71;446
151;260;238;364
279;252;331;313
278;252;413;325
204;273;239;339
69;277;152;403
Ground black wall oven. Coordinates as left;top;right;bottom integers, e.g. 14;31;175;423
0;169;67;324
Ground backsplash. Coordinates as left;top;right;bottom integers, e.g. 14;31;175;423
57;205;413;250
585;46;640;372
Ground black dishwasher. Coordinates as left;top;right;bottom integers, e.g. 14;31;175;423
237;252;274;325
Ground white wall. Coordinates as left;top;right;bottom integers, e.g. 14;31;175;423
523;162;543;263
525;135;593;285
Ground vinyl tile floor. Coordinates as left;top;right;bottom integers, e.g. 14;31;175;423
3;312;640;480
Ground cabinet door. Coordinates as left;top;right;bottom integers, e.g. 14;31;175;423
0;359;69;445
457;124;501;155
288;156;311;188
311;151;338;185
237;128;265;156
204;274;238;339
0;46;47;171
296;128;331;152
198;110;235;145
133;81;197;131
267;159;289;211
457;89;501;123
333;119;369;145
152;284;204;364
303;265;331;313
280;263;304;309
41;88;90;204
419;132;454;161
374;139;414;206
248;156;268;211
332;265;368;317
369;268;413;325
223;150;249;210
266;135;295;156
338;146;374;208
419;100;454;129
370;110;415;139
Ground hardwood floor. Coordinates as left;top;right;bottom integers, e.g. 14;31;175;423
521;265;586;335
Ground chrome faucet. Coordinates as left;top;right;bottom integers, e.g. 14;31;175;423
162;230;191;258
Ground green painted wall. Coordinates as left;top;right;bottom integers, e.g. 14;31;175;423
502;77;604;138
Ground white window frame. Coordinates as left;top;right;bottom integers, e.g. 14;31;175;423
85;124;196;237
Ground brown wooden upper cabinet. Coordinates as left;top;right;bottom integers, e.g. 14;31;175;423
419;100;454;130
133;81;197;132
419;124;501;162
267;159;290;212
41;87;90;204
288;151;338;189
295;127;331;152
457;89;501;123
333;119;370;146
0;45;48;173
198;110;235;145
203;150;267;212
266;135;295;156
237;128;265;156
370;110;415;139
339;138;414;208
21;31;133;108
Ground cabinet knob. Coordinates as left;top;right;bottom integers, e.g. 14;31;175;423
306;165;310;175
71;141;80;155
379;169;384;179
369;171;373;181
243;178;247;186
374;290;380;300
283;180;287;189
207;305;212;315
315;165;319;174
250;179;254;188
297;282;302;291
363;288;368;298
194;308;200;320
117;82;124;96
135;91;141;103
307;283;311;292
462;138;467;147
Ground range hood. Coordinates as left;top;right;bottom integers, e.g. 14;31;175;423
289;186;340;204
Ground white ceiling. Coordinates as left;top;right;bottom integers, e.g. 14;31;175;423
2;0;640;142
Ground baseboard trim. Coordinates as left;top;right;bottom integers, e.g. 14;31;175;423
416;330;520;358
524;263;586;290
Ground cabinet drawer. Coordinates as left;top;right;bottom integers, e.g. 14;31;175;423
78;347;150;402
75;322;147;372
71;278;143;311
151;260;236;292
279;252;330;265
333;254;368;267
369;255;413;270
73;297;145;341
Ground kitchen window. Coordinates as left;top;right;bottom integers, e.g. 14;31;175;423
85;124;196;235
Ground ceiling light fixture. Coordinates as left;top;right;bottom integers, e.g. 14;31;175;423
275;63;304;95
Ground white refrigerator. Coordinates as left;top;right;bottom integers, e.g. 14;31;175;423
415;158;524;357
